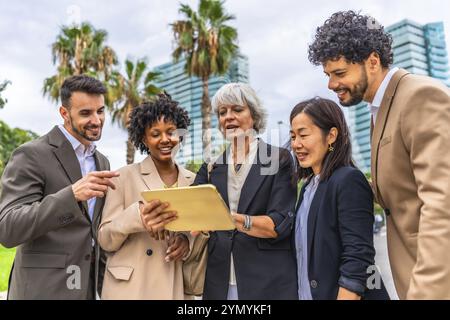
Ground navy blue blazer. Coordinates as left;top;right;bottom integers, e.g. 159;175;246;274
194;140;298;300
294;166;389;300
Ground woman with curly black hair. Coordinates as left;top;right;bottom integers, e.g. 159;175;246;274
98;93;195;299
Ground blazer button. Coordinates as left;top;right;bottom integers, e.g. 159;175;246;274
146;249;153;256
84;254;91;261
310;280;318;289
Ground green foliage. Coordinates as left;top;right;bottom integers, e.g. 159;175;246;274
185;159;203;174
0;80;11;109
107;58;161;129
42;22;163;165
43;22;118;104
171;0;239;152
0;245;15;292
106;58;162;164
0;120;39;178
0;122;35;292
172;0;238;78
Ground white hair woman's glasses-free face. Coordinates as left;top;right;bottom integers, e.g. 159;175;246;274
218;104;255;140
212;82;267;134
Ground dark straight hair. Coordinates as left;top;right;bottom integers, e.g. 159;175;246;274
289;97;356;182
60;74;107;108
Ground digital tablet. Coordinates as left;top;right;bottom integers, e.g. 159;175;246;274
141;184;235;231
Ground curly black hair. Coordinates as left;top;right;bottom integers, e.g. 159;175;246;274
128;93;191;155
308;11;393;68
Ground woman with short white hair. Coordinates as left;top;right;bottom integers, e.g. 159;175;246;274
194;82;298;300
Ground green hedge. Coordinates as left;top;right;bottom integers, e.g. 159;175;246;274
0;245;15;292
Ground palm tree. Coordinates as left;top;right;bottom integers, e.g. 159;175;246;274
107;58;161;164
171;0;238;159
0;80;11;109
43;22;118;103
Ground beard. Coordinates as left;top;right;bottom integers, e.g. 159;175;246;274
69;114;103;142
338;67;369;106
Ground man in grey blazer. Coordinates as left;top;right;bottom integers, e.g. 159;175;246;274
0;75;119;299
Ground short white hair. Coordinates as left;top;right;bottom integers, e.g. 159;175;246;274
211;83;267;133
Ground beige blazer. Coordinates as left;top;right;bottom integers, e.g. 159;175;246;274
98;156;195;300
371;69;450;299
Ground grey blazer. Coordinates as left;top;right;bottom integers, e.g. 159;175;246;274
0;126;110;299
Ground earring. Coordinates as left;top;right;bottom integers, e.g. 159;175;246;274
328;144;334;152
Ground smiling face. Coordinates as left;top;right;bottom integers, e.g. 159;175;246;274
218;104;255;140
59;91;105;146
323;57;369;107
143;117;180;163
290;112;337;175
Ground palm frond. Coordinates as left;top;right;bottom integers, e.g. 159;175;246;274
144;71;160;85
125;59;134;80
179;3;194;18
135;59;148;83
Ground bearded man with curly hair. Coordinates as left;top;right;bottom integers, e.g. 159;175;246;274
309;10;450;300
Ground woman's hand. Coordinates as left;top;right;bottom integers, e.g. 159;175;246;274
139;200;177;240
165;234;190;262
231;212;248;232
337;287;361;300
232;212;277;238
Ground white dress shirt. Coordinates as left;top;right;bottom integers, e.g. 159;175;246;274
58;125;97;221
367;67;399;125
226;138;258;300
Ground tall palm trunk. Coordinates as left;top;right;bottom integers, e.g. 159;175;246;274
74;36;82;75
126;137;135;164
201;77;212;162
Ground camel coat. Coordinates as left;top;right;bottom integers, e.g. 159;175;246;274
371;69;450;299
98;156;195;299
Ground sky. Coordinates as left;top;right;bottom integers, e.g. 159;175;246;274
1;0;449;170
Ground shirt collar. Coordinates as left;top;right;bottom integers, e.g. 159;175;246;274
368;67;399;110
306;174;321;191
58;124;96;156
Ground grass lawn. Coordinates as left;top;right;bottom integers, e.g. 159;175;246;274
0;245;15;292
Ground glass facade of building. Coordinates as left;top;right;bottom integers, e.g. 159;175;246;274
153;54;249;165
348;19;450;173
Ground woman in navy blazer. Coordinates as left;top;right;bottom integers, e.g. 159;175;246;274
289;97;389;300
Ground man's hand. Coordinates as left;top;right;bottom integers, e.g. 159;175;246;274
139;200;178;240
72;171;120;202
165;234;189;262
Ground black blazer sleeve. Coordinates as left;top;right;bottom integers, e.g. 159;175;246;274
265;149;296;243
336;169;375;296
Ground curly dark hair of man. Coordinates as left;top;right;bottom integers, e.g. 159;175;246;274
128;93;191;155
308;10;393;68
